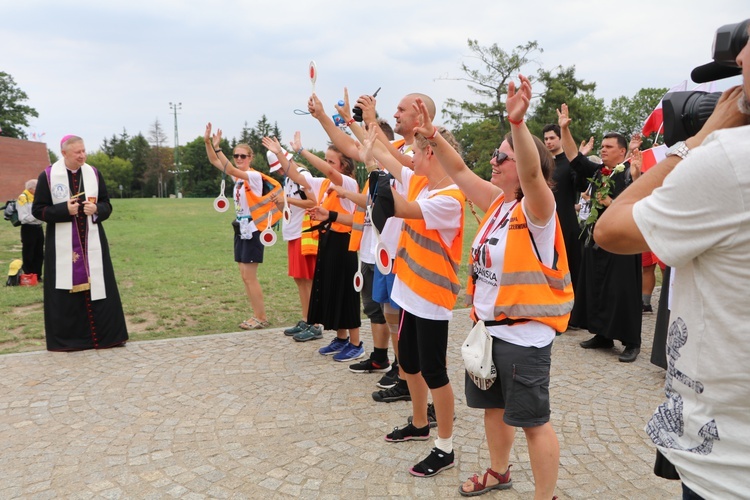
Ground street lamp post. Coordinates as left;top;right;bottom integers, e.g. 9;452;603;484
169;102;182;197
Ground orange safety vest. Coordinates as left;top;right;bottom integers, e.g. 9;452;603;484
316;178;352;234
348;179;369;252
393;179;465;310
241;170;282;231
467;196;574;332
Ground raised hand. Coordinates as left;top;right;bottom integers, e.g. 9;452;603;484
290;131;303;154
629;147;643;179
506;74;532;123
412;98;435;139
356;94;378;124
262;136;283;155
308;93;326;120
579;136;595;155
629;133;643;153
357;125;378;167
557;103;572;129
335;88;353;121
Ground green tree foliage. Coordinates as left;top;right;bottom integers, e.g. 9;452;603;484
602;87;667;148
443;40;543;134
128;133;150;196
48;149;59;164
86;152;134;198
527;66;605;143
451;119;503;180
0;72;39;139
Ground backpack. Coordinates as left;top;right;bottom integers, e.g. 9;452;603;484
3;200;21;227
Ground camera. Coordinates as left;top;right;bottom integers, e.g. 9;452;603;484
662;19;748;145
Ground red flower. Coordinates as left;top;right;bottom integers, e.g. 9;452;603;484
600;166;612;176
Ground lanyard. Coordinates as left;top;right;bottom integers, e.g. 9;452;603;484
476;200;518;249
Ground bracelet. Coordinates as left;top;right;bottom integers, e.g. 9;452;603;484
214;148;222;153
345;118;356;127
328;211;338;223
507;117;524;126
296;147;304;155
425;128;438;141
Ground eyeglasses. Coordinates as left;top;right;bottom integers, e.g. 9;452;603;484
233;154;250;160
491;149;514;165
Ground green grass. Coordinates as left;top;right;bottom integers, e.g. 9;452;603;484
0;198;480;354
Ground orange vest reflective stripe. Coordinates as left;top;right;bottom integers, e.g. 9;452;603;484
318;179;352;234
348;179;369;252
394;179;465;309
467;196;574;332
242;171;282;231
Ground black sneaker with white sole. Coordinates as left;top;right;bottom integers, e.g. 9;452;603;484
377;365;399;389
349;357;391;374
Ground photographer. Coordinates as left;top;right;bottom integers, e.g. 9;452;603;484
595;19;750;500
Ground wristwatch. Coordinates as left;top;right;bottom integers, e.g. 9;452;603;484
666;141;690;159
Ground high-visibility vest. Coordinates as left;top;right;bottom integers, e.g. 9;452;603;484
317;178;352;234
348;180;369;252
467;196;574;332
242;170;282;231
393;180;465;310
300;214;318;255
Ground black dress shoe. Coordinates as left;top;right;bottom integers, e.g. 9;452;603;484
579;335;614;349
619;347;640;363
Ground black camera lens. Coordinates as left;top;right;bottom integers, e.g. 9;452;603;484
662;91;722;146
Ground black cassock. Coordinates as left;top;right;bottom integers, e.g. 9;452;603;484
568;153;642;347
32;166;128;351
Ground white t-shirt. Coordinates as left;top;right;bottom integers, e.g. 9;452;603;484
391;166;463;321
633;126;750;500
471;197;557;347
308;175;358;216
281;167;314;241
233;170;263;239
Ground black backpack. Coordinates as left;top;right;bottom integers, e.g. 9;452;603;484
3;200;20;227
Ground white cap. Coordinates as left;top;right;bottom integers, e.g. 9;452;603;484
266;149;293;173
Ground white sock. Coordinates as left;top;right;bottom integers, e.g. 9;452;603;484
435;435;453;454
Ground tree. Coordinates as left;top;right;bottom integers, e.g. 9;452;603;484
246;115;282;172
527;65;605;144
86;152;134;198
0;72;39;139
442;39;543;133
145;119;173;197
602;87;668;148
129;133;150;197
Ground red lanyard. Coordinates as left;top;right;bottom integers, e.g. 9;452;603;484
476;200;518;248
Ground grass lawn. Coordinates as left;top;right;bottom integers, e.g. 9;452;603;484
0;198;480;355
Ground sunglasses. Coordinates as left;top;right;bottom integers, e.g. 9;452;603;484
233;154;250;159
491;149;515;164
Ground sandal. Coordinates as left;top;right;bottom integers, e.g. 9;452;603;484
458;465;512;496
239;317;270;330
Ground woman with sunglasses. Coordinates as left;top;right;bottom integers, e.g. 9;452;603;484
416;75;573;498
204;123;280;330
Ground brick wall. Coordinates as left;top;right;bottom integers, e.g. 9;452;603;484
0;137;51;202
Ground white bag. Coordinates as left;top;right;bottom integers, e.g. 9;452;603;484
461;320;497;390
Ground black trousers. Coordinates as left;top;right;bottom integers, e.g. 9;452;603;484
21;224;44;278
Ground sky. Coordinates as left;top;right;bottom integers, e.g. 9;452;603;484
2;0;747;158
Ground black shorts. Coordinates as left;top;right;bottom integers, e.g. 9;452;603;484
234;231;265;264
397;310;449;389
465;337;552;428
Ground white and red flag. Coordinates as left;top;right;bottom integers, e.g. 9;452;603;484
640;144;668;173
641;81;688;137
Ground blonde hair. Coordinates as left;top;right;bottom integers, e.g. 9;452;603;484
234;143;254;157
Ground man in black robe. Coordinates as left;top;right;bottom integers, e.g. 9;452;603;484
557;107;642;362
32;135;128;351
543;124;581;292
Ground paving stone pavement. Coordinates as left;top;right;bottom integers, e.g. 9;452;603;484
0;291;681;499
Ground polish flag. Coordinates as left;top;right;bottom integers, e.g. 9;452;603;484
641;144;668;173
641;81;688;137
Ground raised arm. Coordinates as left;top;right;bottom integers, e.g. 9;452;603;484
309;91;361;160
506;74;555;225
557;104;579;162
261;136;316;206
204;123;247;180
289;131;344;186
412;99;498;213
